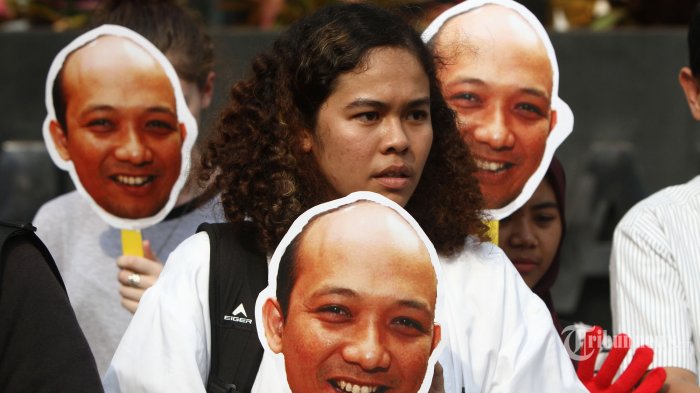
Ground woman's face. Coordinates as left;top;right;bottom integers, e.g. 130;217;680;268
303;47;433;207
498;178;562;288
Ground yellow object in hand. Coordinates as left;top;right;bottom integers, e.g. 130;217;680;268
121;229;144;257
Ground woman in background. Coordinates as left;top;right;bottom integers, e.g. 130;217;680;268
499;157;667;392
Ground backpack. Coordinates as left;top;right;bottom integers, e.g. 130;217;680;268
198;222;268;393
0;221;65;297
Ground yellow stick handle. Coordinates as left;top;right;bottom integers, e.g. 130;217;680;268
486;220;499;245
121;229;144;257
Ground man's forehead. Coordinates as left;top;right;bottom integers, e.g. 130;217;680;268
64;35;161;75
436;6;550;63
301;202;424;250
294;203;437;300
439;5;539;41
435;5;553;92
293;202;431;275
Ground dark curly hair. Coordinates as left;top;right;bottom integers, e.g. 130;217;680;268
201;2;487;256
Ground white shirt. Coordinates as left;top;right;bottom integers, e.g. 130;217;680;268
104;233;586;392
438;239;584;392
611;175;700;377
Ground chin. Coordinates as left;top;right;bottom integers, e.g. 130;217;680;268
104;203;163;219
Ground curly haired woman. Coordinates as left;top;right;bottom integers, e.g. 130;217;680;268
103;3;584;392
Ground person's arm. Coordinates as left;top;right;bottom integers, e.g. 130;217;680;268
610;208;697;377
0;235;103;393
103;232;212;393
438;242;587;392
491;259;587;392
661;367;700;393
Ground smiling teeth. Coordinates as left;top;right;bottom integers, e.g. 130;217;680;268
338;380;378;393
115;175;150;186
474;159;506;172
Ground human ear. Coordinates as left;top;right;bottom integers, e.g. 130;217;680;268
200;71;216;110
300;129;313;153
548;110;558;134
679;67;700;120
430;323;442;353
262;298;285;353
49;120;71;161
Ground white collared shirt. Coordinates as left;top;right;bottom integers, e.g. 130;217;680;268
611;175;700;378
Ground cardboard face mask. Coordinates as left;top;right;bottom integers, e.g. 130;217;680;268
255;191;446;393
43;25;198;230
423;0;574;220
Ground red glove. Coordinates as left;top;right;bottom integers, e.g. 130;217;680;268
577;326;667;393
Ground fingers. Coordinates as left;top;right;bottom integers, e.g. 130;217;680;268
117;254;164;277
615;346;655;390
577;326;603;382
119;284;144;314
595;333;631;389
119;284;143;301
117;269;156;289
633;367;667;393
116;240;162;314
117;271;148;314
120;295;139;314
428;362;445;393
142;240;161;263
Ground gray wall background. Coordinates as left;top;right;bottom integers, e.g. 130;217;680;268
0;29;696;328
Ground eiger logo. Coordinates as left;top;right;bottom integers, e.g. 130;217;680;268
224;303;253;324
232;303;247;317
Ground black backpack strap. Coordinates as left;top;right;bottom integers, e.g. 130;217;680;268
198;222;268;393
0;221;66;295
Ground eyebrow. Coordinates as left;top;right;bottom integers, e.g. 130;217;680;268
80;105;176;116
344;97;431;111
146;106;177;116
451;77;551;101
519;87;550;101
531;201;558;211
311;286;359;298
396;299;431;313
81;104;115;114
310;286;432;312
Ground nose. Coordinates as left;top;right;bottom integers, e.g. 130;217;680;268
114;126;153;165
507;217;537;249
341;319;391;371
471;106;515;150
381;118;409;154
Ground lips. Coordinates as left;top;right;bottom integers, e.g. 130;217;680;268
473;158;512;173
331;379;387;393
110;174;155;187
373;165;413;190
511;257;538;274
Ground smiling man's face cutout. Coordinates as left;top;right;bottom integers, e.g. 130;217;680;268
423;0;573;220
257;192;445;393
43;25;198;229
